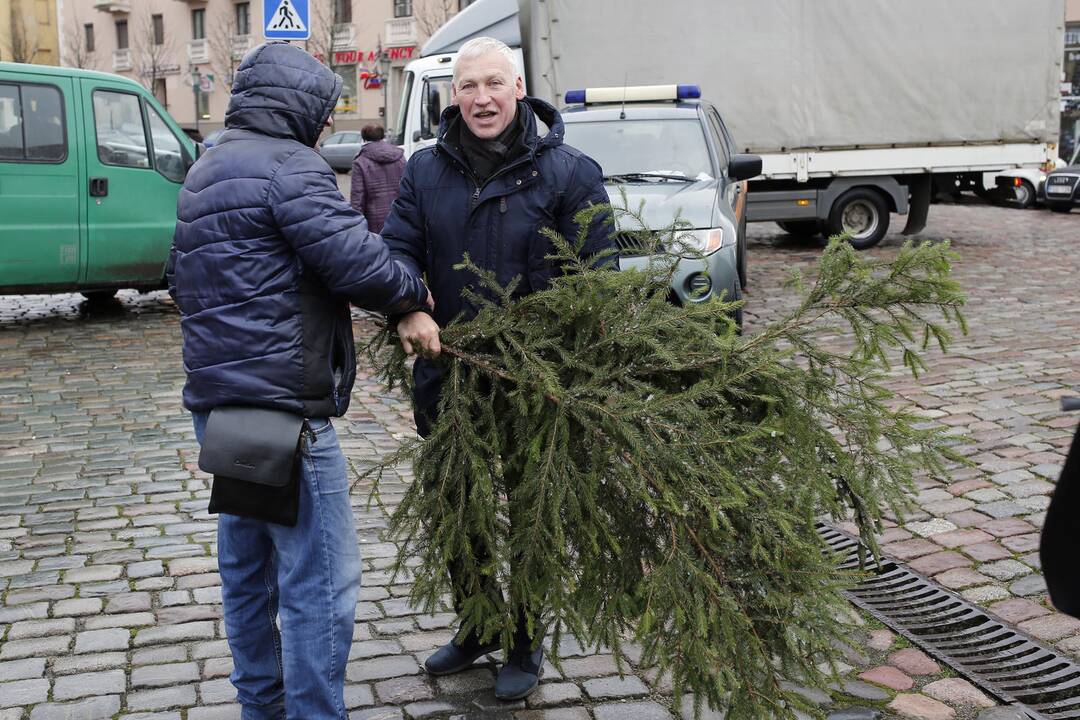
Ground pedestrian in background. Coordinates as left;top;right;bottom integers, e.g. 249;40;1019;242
168;42;430;720
350;123;406;233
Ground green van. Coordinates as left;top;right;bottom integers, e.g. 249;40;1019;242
0;62;197;299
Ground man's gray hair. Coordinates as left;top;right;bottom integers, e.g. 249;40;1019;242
452;37;518;87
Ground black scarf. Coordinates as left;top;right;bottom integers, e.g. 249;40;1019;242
456;101;529;185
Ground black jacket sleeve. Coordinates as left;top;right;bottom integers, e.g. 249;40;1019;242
556;153;615;267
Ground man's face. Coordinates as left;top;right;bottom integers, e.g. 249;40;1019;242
452;51;525;139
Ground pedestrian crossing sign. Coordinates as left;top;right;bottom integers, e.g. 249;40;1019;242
264;0;309;41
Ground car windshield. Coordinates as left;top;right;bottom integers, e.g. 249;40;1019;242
562;118;714;181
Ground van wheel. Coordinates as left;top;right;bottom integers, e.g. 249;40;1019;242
826;188;890;249
80;290;118;302
776;220;821;238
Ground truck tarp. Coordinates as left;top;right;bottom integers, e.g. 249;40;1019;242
422;0;520;56
518;0;1063;153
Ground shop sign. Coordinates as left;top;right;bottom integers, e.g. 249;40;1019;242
332;46;417;65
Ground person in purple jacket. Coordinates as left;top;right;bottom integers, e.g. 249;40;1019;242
349;124;406;233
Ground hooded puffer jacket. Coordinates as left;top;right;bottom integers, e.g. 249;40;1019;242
168;42;427;417
350;140;406;233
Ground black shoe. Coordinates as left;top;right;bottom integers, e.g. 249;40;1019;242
495;644;544;700
423;632;499;676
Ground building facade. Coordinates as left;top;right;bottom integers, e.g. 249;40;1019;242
1;0;60;64
1064;0;1080;162
56;0;469;135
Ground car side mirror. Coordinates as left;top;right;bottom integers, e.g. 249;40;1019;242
728;154;762;181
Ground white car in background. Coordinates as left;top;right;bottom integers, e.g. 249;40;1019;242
983;159;1065;209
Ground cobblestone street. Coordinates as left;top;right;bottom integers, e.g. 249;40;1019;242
0;202;1078;720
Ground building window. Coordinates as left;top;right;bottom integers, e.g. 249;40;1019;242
235;2;251;36
153;78;167;107
333;0;352;24
115;20;128;50
84;24;95;52
152;14;165;46
192;9;206;40
394;0;411;18
196;85;210;120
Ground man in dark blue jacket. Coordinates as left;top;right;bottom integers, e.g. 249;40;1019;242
382;36;612;700
168;42;430;720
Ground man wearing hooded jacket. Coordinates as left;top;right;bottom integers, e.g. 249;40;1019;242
168;43;430;720
381;36;613;700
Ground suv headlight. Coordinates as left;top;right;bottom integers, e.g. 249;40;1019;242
676;228;728;256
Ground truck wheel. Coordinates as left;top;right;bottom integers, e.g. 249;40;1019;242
1011;180;1035;209
776;220;821;238
737;214;748;290
826;188;890;249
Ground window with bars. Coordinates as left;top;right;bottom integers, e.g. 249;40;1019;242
152;14;164;46
115;20;128;50
84;24;95;52
394;0;411;18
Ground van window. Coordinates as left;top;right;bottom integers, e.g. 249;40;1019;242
0;82;66;163
93;90;150;169
146;104;187;182
420;76;452;141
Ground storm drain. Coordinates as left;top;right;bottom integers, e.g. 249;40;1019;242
819;524;1080;720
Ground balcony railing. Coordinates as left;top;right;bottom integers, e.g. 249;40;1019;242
112;48;132;71
231;35;252;60
94;0;130;12
384;17;417;47
187;38;209;64
332;24;355;52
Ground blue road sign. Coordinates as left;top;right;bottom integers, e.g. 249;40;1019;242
264;0;309;41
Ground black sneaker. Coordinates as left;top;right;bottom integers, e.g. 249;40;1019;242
423;632;499;676
495;644;544;700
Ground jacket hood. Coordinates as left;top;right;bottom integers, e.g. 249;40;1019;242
359;140;404;164
437;96;565;155
225;42;342;147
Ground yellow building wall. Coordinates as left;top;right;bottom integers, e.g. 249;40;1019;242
0;0;60;65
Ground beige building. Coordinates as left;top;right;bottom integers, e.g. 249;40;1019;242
56;0;469;135
1;0;60;64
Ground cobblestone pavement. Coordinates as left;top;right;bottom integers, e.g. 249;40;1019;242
0;201;1077;720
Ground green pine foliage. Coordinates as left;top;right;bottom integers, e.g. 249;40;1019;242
359;204;967;718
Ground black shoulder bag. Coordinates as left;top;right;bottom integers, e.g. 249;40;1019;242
197;406;309;527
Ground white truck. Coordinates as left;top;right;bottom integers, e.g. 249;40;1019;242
391;0;1063;247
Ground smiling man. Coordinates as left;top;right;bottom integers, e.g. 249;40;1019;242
381;36;612;700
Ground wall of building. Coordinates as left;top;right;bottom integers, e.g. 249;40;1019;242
56;0;454;138
1;0;60;64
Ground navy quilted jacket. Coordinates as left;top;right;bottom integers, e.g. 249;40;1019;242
381;97;612;433
167;42;428;417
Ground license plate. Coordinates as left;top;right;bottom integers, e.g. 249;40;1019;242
1047;185;1073;194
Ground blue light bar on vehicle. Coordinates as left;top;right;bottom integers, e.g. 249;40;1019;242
564;84;701;105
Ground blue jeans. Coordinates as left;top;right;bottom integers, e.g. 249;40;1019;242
193;412;362;720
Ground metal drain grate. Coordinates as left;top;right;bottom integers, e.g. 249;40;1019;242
819;524;1080;720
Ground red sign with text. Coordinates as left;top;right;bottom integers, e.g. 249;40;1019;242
333;46;416;65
